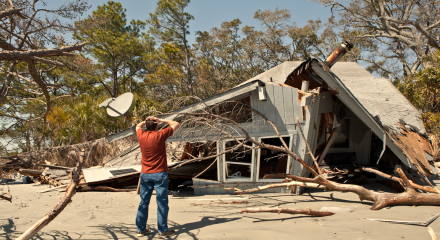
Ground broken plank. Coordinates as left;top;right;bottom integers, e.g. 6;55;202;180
278;83;307;98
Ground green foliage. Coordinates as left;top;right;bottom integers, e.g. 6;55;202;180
396;51;440;136
74;1;154;98
148;0;195;96
148;0;194;44
46;94;136;145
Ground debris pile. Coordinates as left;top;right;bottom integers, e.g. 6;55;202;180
19;167;72;187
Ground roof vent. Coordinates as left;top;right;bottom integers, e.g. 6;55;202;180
325;39;354;68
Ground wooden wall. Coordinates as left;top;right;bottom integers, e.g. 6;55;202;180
249;84;303;133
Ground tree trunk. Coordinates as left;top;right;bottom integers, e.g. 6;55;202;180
362;167;440;194
247;173;440;211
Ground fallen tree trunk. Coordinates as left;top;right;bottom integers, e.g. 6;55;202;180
76;186;135;192
252;171;440;210
225;181;325;194
240;207;334;217
362;167;440;194
16;152;84;240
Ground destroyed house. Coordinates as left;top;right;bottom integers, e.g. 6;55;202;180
104;50;434;195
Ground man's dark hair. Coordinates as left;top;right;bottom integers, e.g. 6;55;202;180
145;120;157;131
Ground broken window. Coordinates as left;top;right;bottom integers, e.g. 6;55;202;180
258;136;290;181
224;139;253;181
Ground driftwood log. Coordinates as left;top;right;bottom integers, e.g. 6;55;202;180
76;186;135;192
16;152;84;240
240;207;334;217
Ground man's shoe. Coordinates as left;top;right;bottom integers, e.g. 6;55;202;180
157;230;176;238
137;229;150;237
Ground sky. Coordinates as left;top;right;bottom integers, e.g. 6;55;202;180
46;0;334;44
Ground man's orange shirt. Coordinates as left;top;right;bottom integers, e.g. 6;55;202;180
137;127;174;173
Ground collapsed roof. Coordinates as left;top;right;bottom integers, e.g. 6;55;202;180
105;59;434;180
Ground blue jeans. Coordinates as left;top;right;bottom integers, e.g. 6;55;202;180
136;172;169;233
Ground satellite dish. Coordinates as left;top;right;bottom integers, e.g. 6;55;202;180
98;98;114;108
99;92;134;117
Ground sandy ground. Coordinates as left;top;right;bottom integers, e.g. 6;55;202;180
2;180;440;240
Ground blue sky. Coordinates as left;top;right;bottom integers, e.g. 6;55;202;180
48;0;333;44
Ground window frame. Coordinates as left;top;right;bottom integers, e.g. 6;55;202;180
222;138;255;182
256;134;293;182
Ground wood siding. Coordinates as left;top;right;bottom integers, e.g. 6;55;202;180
249;84;303;133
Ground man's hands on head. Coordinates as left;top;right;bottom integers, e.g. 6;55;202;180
137;116;179;132
145;116;159;123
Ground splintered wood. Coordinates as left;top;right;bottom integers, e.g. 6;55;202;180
19;168;71;187
391;125;434;178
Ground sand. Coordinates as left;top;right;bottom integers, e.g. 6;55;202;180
1;181;440;240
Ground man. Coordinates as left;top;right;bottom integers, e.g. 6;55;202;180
135;116;179;237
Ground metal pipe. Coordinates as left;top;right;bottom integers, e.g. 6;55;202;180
325;39;354;68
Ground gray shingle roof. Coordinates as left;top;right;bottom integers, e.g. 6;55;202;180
239;60;425;135
330;62;426;135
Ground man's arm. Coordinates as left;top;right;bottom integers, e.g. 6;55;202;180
136;121;145;131
157;118;180;132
